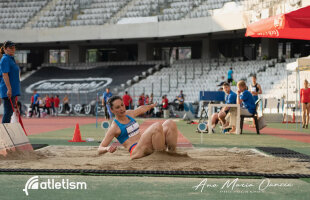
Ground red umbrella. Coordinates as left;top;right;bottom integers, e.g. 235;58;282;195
245;6;310;40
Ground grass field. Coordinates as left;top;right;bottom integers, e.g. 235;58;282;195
0;175;309;200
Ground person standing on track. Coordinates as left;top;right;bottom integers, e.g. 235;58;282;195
30;90;37;117
102;87;113;120
249;75;262;103
54;95;60;117
122;91;132;110
138;93;145;107
50;95;55;116
227;67;234;84
162;95;168;110
31;90;40;117
300;79;310;128
0;41;21;123
63;94;70;114
44;94;51;115
249;75;262;128
177;90;185;111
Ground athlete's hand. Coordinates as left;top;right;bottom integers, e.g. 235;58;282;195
107;145;117;153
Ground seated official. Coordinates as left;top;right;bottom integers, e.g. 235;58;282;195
208;82;237;133
237;80;256;116
228;80;256;133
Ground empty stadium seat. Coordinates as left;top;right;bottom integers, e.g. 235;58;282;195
70;0;130;26
0;0;47;29
125;58;306;105
33;0;79;28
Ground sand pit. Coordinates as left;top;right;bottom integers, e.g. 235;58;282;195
0;146;309;174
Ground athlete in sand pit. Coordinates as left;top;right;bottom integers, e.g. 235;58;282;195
98;96;179;159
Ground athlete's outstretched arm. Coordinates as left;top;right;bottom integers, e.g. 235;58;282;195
126;104;156;118
98;124;118;154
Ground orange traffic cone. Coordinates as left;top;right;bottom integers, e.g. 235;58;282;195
68;123;86;142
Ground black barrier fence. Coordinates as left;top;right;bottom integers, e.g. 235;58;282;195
25;103;104;117
0;168;309;178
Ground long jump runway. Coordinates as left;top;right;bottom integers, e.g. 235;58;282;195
21;117;97;135
243;125;310;143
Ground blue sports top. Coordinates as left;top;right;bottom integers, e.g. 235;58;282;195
0;54;21;98
225;91;237;104
227;69;233;79
114;115;140;144
34;93;40;104
240;90;256;114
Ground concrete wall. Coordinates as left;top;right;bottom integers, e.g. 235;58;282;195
0;13;246;43
138;42;147;62
69;44;80;63
202;38;211;60
261;38;278;59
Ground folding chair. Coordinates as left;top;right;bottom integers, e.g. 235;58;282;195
240;99;261;134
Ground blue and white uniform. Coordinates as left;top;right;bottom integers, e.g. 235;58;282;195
114;115;140;154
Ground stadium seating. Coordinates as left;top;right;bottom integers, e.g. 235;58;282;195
123;0;161;18
33;0;81;28
188;0;241;18
124;58;309;105
18;57;309;117
0;0;47;29
259;62;310;101
121;0;237;21
158;0;201;21
70;0;131;26
0;0;303;28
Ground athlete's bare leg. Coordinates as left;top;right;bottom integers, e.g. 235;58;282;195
302;103;306;127
130;122;166;159
306;103;310;127
162;119;178;152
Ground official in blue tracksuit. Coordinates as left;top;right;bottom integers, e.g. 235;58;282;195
0;41;21;123
102;88;113;120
